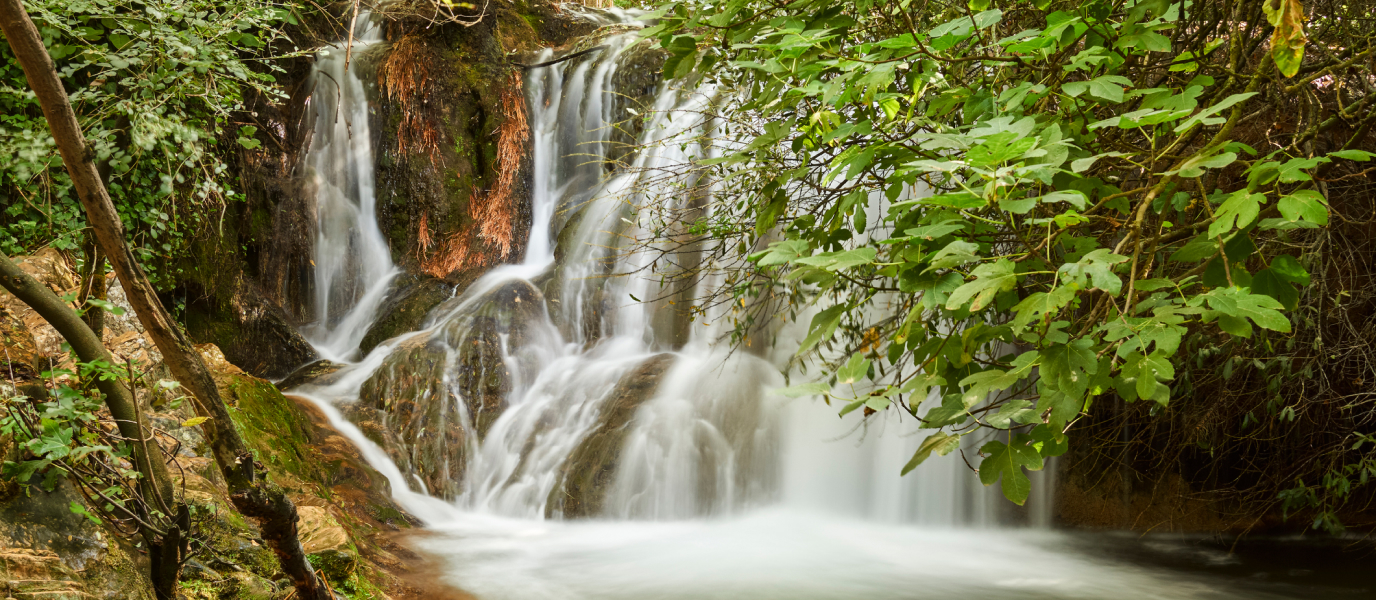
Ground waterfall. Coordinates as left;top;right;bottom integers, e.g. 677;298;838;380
291;16;1055;524
301;13;400;360
275;15;1321;600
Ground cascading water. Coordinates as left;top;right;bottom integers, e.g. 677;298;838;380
301;13;400;360
288;15;1336;600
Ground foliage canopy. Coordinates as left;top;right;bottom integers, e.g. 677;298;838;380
0;0;300;283
643;0;1376;518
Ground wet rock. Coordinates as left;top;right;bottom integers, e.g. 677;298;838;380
437;279;550;438
183;278;319;379
546;353;676;518
351;279;552;499
358;274;455;355
608;39;668;166
276;359;349;391
352;332;467;500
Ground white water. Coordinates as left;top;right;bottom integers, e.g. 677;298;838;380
284;17;1342;600
301;13;400;361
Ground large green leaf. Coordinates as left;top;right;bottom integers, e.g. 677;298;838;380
946;259;1017;311
1277;190;1328;225
978;439;1044;504
793;248;878;271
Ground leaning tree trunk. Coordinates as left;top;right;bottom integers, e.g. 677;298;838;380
0;254;174;510
0;2;332;598
0;252;185;597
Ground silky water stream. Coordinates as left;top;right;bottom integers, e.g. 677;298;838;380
287;18;1372;600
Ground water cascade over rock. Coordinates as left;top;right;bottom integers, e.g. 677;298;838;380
300;13;399;360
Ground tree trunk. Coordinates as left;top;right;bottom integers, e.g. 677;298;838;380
0;2;331;598
0;253;175;509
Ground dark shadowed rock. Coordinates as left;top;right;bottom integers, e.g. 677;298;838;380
276;359;349;391
546;353;676;519
184;279;319;379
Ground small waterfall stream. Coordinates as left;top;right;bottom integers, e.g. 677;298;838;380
284;14;1319;600
301;14;399;360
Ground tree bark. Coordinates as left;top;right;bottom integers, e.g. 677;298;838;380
77;235;106;335
0;252;175;509
0;2;331;598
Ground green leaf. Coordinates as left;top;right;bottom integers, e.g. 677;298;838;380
1062;75;1133;103
69;501;101;524
901;432;962;475
900;372;946;401
799;305;845;353
1329;150;1375;162
927;240;981;270
1058;249;1128;295
1277;189;1328;225
1269;254;1310;285
978;439;1044;505
793;247;878;271
1250;268;1299;310
836;354;871;384
946;259;1017;311
1011;285;1076;333
904;221;966;241
1168;236;1218;263
1174;93;1257;133
756;239;809;266
1203;287;1292;333
985;399;1038;428
1121;350;1175;404
1277;156;1328;183
1171;151;1237;178
1208;191;1263;238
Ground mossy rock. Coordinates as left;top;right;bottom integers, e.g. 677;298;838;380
308;548;360;583
358;274;455;354
546;353;676;518
0;477;153;599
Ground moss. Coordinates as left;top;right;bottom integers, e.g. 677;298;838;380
226;377;317;483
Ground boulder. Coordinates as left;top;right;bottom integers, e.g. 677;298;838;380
358;273;455;354
545;353;676;518
352;332;467;500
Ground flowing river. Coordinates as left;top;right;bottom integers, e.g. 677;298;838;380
287;13;1371;600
